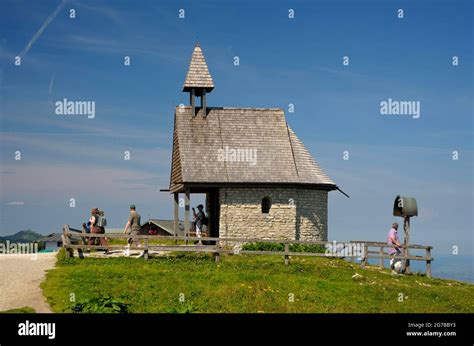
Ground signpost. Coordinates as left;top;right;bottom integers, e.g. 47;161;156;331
393;195;418;274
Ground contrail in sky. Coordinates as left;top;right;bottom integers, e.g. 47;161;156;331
19;0;67;58
48;73;55;95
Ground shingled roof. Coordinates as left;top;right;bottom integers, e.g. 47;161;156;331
169;107;336;192
148;219;185;235
182;44;214;92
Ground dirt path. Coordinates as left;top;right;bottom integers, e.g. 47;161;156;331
0;253;56;313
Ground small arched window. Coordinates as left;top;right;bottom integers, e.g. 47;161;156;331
261;197;271;214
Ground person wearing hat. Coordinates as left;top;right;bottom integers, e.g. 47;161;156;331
192;204;207;245
123;204;142;257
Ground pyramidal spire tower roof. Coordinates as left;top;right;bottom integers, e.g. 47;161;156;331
182;43;214;93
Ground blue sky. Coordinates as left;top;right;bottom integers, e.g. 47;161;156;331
0;0;472;256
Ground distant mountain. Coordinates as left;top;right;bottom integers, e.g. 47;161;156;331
0;230;43;243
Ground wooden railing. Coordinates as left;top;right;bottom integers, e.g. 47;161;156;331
62;225;434;277
349;240;433;277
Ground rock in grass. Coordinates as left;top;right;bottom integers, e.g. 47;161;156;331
352;273;366;281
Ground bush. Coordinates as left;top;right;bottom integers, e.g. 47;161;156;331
56;248;72;264
242;242;325;253
164;302;196;313
71;295;129;313
289;243;325;253
242;242;284;252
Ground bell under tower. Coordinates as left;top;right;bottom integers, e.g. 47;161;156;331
182;43;214;117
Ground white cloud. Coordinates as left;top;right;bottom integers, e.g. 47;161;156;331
1;162;163;196
5;201;25;206
1;132;171;168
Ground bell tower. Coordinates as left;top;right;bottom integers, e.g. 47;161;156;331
182;43;214;117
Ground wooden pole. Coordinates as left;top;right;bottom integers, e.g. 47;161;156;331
184;188;190;245
349;240;357;263
403;217;411;274
360;244;368;269
284;243;289;265
174;193;179;244
202;89;207;117
62;225;73;258
61;235;69;258
144;238;149;260
426;247;432;278
214;240;220;263
191;88;195;117
379;246;384;269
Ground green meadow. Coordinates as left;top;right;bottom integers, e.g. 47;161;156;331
40;250;474;313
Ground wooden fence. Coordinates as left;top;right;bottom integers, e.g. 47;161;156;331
61;225;433;278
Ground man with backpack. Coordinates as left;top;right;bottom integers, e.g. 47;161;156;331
192;204;208;245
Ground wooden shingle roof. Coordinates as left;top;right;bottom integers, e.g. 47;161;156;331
182;44;214;92
169;107;336;192
148;219;185;235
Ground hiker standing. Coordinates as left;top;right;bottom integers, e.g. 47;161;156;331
192;204;206;245
387;222;402;274
123;204;142;257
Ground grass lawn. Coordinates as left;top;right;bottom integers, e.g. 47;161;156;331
41;251;474;313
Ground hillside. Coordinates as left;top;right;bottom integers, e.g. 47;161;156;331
0;230;43;243
41;252;474;313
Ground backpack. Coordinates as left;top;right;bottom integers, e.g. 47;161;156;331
95;210;107;227
96;215;107;227
201;213;208;226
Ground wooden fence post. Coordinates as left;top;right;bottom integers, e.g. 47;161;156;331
379;246;384;269
61;236;70;258
403;217;411;274
360;244;368;269
214;240;220;262
62;225;73;258
284;243;289;266
350;242;355;263
174;193;179;245
425;247;432;278
184;189;190;246
78;223;85;259
144;238;149;260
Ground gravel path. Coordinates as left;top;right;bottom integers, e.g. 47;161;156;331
0;253;56;313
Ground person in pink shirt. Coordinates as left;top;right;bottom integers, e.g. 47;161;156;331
387;222;402;273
